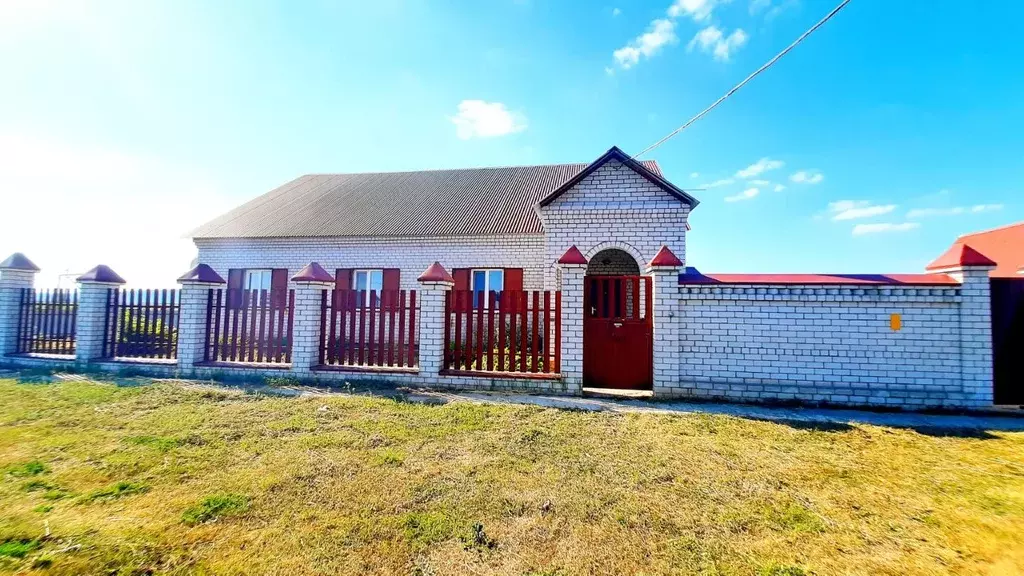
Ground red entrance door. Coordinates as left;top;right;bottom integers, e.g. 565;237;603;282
583;275;653;390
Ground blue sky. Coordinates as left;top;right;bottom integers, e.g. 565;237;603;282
1;0;1021;286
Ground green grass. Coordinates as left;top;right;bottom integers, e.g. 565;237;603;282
0;376;1023;575
181;493;250;525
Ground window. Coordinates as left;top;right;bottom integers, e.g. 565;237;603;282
245;269;273;292
353;269;383;305
471;269;504;308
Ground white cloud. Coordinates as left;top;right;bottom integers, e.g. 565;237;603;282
668;0;726;22
700;177;735;188
612;7;622;16
826;200;897;221
748;179;770;186
687;26;748;61
749;0;771;14
690;172;700;178
613;18;678;69
851;222;920;236
725;187;760;202
907;204;1004;219
450;100;527;139
790;170;824;184
735;157;784;179
0;134;233;288
773;184;786;192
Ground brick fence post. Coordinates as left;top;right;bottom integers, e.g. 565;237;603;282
557;246;587;394
646;246;683;398
75;265;126;363
0;253;40;357
290;263;335;377
176;264;226;375
417;262;454;379
927;244;997;407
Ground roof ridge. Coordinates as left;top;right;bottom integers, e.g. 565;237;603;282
301;159;660;178
956;219;1024;239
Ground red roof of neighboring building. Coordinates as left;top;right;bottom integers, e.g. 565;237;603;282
678;269;959;286
557;245;588;265
928;221;1024;277
650;245;683;267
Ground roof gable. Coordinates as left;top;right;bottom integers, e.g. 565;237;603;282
537;146;699;208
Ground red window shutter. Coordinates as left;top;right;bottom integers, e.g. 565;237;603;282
452;268;470;312
453;269;470;291
504;268;524;293
382;268;400;291
271;268;289;308
335;268;352;291
227;269;244;308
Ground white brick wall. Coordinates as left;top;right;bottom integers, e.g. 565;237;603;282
538;159;689;285
196;235;547;291
670;282;992;408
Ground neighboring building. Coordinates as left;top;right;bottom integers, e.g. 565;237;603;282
928;221;1024;278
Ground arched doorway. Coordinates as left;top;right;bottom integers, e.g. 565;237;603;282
583;249;652;390
587;249;641;276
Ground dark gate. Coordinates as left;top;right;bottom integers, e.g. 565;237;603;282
991;278;1024;405
583;275;652;390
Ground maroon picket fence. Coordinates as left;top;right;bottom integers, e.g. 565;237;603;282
102;288;180;360
443;290;560;375
15;288;78;356
204;288;295;364
319;289;418;369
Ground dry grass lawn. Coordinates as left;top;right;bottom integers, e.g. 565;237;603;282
1;375;1023;575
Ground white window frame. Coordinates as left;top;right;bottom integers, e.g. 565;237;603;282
244;269;273;292
352;269;384;306
471;268;504;308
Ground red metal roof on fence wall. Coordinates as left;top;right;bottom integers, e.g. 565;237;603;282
191;157;669;239
927;221;1024;278
678;269;960;286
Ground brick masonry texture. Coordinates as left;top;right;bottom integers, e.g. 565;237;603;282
539;159;690;286
0;157;1000;409
670;280;993;408
196;235;548;291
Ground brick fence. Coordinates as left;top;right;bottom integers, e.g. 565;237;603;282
0;251;997;410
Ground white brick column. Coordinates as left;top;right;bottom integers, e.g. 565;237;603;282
0;253;39;357
556;246;588;393
646;246;683;397
176;264;227;374
290;263;335;376
417;262;455;378
948;265;996;406
75;265;126;362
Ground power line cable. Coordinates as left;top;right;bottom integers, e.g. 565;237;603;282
635;0;852;158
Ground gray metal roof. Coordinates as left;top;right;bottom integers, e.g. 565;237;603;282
191;160;665;239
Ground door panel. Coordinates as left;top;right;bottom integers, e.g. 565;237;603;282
583;275;653;390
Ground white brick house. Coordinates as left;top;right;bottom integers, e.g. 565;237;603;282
181;146;999;408
0;146;1000;409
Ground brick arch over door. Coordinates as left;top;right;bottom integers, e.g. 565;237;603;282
584;241;647;271
587;249;641;276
